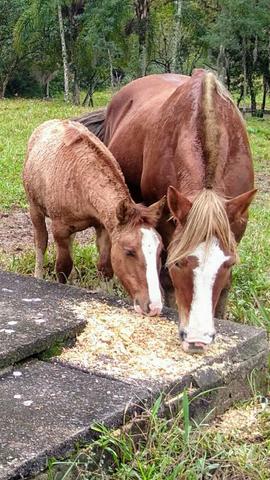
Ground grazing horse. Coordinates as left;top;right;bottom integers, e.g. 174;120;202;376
78;70;256;353
23;120;166;316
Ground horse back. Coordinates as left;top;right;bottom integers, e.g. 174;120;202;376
104;71;254;203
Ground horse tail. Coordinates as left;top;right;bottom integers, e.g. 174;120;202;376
72;108;106;142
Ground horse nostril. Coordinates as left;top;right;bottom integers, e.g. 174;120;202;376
145;303;151;314
180;330;187;341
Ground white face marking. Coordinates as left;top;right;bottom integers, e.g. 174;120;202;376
187;237;229;343
140;228;163;313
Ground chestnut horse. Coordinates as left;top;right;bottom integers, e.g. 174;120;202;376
23;120;166;316
78;70;256;353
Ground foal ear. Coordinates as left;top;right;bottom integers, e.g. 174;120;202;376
116;199;135;225
167;186;192;223
226;189;257;223
146;196;167;225
64;126;84;147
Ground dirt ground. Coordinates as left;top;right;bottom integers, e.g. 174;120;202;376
0;209;95;255
0;173;269;255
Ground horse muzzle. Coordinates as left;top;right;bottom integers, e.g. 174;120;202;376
134;299;162;317
180;330;216;354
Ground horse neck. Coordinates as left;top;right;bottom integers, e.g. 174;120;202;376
157;76;224;197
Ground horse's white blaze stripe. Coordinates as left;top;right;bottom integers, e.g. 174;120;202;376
188;237;229;342
141;228;162;309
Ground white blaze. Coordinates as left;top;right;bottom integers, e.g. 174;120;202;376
187;237;229;343
141;227;163;312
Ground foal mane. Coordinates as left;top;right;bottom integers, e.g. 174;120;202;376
167;189;237;266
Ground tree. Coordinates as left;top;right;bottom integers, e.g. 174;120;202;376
0;0;25;98
77;0;131;105
171;0;182;72
207;0;270;114
134;0;151;76
57;2;69;101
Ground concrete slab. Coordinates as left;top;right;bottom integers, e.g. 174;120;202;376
0;271;88;369
0;360;146;480
0;270;268;479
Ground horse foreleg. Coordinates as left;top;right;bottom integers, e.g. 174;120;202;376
215;286;230;319
160;266;177;309
30;205;48;279
52;222;73;283
95;225;113;278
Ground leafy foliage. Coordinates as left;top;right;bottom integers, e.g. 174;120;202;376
0;0;269;110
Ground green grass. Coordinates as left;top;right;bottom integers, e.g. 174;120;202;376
247;117;270;173
0;90;111;210
229;203;270;330
49;393;270;479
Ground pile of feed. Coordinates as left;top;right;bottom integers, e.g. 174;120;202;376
210;400;269;440
60;300;237;382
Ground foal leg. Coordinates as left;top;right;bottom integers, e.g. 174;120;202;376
29;205;48;279
95;225;113;279
52;222;74;283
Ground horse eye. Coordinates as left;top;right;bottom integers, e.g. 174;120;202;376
174;259;187;268
223;259;235;268
125;249;136;257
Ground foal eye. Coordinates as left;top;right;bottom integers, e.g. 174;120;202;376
125;249;136;257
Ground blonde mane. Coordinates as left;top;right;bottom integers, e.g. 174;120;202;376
167;189;237;266
201;72;244;188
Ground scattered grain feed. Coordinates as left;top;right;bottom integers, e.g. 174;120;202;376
60;300;237;382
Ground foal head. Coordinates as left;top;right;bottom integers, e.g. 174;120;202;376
111;198;165;316
167;187;256;353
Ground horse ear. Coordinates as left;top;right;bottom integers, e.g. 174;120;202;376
146;196;167;225
226;189;257;223
167;186;192;223
116;199;135;225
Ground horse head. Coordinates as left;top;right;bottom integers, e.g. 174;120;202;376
110;197;166;316
167;186;256;354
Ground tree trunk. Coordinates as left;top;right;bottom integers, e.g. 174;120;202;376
45;80;50;99
242;36;247;116
247;73;256;116
0;57;18;99
237;83;244;108
57;3;69;102
171;0;182;72
134;0;150;77
108;49;114;90
217;44;226;84
260;75;268;117
0;74;10;99
72;68;80;105
83;81;95;107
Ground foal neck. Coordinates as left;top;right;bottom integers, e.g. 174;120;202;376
76;137;132;234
